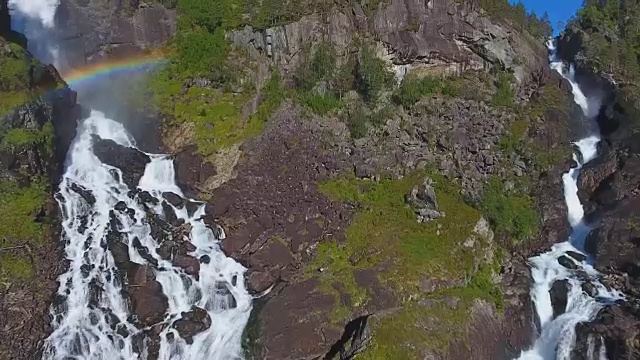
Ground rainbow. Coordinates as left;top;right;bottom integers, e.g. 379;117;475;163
61;52;167;87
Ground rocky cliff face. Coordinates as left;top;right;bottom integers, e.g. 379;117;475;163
0;6;81;357
52;0;176;68
229;0;547;87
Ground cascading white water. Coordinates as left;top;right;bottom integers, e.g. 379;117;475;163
42;111;252;359
8;0;61;67
516;41;622;360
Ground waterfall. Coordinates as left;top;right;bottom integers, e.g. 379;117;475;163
42;111;253;359
8;2;254;358
515;41;622;360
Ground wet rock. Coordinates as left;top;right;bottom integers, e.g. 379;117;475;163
114;201;128;212
132;237;158;267
106;229;130;266
248;271;276;293
550;280;569;319
137;191;159;206
161;201;184;227
80;264;93;278
582;282;598;297
128;265;169;327
566;251;587;263
173;255;200;278
557;255;578;270
162;192;184;208
93;137;151;189
70;182;96;205
572;304;640;360
200;255;211;264
172;306;211;344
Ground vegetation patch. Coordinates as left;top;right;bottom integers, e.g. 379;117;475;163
393;75;462;108
307;170;506;352
1;123;54;152
312;171;505;356
355;47;395;103
491;71;515;108
0;179;48;281
0;39;33;116
479;176;538;244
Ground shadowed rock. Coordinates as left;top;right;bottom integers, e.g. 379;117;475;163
92;136;150;189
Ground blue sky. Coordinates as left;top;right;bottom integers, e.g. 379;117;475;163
510;0;583;34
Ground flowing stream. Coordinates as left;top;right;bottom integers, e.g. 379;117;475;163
41;111;252;359
515;41;623;360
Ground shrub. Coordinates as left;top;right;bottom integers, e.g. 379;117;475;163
393;75;462;107
356;48;395;103
177;0;241;32
491;72;514;107
175;27;229;78
479;177;538;243
347;106;369;138
299;92;343;115
295;42;336;91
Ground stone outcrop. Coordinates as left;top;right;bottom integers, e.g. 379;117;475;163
53;0;176;68
229;0;547;86
92;137;151;189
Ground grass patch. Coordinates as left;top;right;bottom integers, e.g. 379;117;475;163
0;179;48;242
360;263;503;358
0;254;34;280
479;176;538;244
150;68;283;156
1;122;54;152
316;170;483;295
0;91;31;117
298;92;343;115
499;119;529;153
393;75;462;107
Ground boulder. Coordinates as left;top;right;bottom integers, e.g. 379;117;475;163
172;306;211;344
405;177;444;222
173;255;200;278
550;280;569;319
92;137;150;189
128;265;169;327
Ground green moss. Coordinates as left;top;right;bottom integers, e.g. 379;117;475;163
298;92;343;115
0;42;30;92
150;68;283;156
1;122;54;152
361;266;503;358
499;119;529;153
393;75;462;107
316;171;482;295
0;254;34;280
0;179;48;242
0;91;31;116
479;176;538;244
